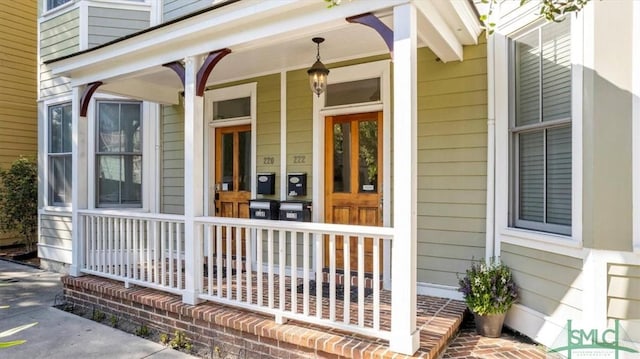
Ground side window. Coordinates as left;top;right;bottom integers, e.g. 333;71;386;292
510;19;572;235
48;103;73;206
96;101;142;207
47;0;72;11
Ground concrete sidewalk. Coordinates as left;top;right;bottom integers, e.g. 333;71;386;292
0;259;196;359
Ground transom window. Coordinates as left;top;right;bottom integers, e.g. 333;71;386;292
510;19;572;235
325;78;381;107
96;101;142;207
48;102;72;206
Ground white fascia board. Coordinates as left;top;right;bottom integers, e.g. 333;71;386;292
447;0;483;44
414;0;463;62
50;0;409;84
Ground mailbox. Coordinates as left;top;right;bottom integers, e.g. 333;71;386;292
256;172;275;195
249;199;280;220
287;173;307;197
279;201;312;222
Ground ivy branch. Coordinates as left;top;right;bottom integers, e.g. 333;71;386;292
479;0;590;35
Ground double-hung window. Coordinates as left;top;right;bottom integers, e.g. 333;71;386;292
96;101;142;207
511;19;572;236
48;103;72;206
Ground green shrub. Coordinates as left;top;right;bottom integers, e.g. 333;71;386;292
0;157;38;253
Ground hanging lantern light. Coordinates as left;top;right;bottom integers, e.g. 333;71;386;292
307;37;330;97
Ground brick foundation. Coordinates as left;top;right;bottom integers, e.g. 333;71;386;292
61;275;466;358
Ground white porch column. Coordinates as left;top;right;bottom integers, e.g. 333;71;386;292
70;86;88;277
390;3;420;355
183;55;205;305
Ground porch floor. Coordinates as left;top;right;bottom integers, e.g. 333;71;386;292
62;274;467;358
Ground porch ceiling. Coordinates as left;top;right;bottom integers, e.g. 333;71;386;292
47;0;481;105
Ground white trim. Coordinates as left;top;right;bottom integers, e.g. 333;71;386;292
42;95;74;209
633;0;640;251
485;32;497;260
82;0;151;12
40;0;76;21
78;2;88;50
280;71;287;202
203;82;257;217
500;228;586;258
494;11;584;250
312;59;392;285
416;282;463;301
40;207;73;215
503;303;567;348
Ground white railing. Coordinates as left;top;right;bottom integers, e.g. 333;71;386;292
195;217;394;341
77;210;393;341
78;209;186;295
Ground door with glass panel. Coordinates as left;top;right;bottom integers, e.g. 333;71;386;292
215;125;251;256
324;112;382;273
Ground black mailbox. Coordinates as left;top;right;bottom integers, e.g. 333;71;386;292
256;173;275;195
279;201;312;222
287;173;307;197
249;199;280;220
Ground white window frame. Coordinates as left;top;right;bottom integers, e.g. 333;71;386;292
43;95;73;211
494;11;584;256
203;82;257;217
43;0;74;13
87;94;156;212
634;0;640;251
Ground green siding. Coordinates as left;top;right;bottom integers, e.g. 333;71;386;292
255;74;281;199
161;104;185;214
40;8;79;98
87;7;150;48
416;41;488;286
39;214;72;263
502;243;583;318
285;69;312;200
161;74;282;213
163;0;210;22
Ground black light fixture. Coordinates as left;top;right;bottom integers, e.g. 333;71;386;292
307;37;329;97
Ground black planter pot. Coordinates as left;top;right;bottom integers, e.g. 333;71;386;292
473;312;506;338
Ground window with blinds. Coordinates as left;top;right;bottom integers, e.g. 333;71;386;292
511;19;572;236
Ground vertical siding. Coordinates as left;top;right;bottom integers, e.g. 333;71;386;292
1;1;38;245
163;0;211;22
40;8;79;98
416;41;488;286
38;214;73;264
285;69;313;200
161;104;185;214
87;7;150;48
607;264;640;335
502;243;583;318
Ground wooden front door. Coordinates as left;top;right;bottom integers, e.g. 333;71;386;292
215;125;251;255
324;112;383;273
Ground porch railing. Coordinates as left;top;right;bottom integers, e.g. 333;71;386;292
195;216;393;340
78;209;186;295
77;210;394;341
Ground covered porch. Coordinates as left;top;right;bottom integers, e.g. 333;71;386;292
46;0;482;355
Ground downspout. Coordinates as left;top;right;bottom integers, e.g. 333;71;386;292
485;33;497;261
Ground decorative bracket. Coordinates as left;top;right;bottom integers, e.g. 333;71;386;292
346;13;394;54
196;48;232;96
80;81;103;117
163;61;186;88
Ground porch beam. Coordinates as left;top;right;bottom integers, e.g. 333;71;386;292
162;61;185;88
390;3;420;355
80;81;102;117
414;0;463;63
70;85;89;276
182;55;205;305
101;79;181;105
196;49;231;96
346;13;393;54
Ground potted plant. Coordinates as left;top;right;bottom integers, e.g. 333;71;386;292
458;259;518;337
